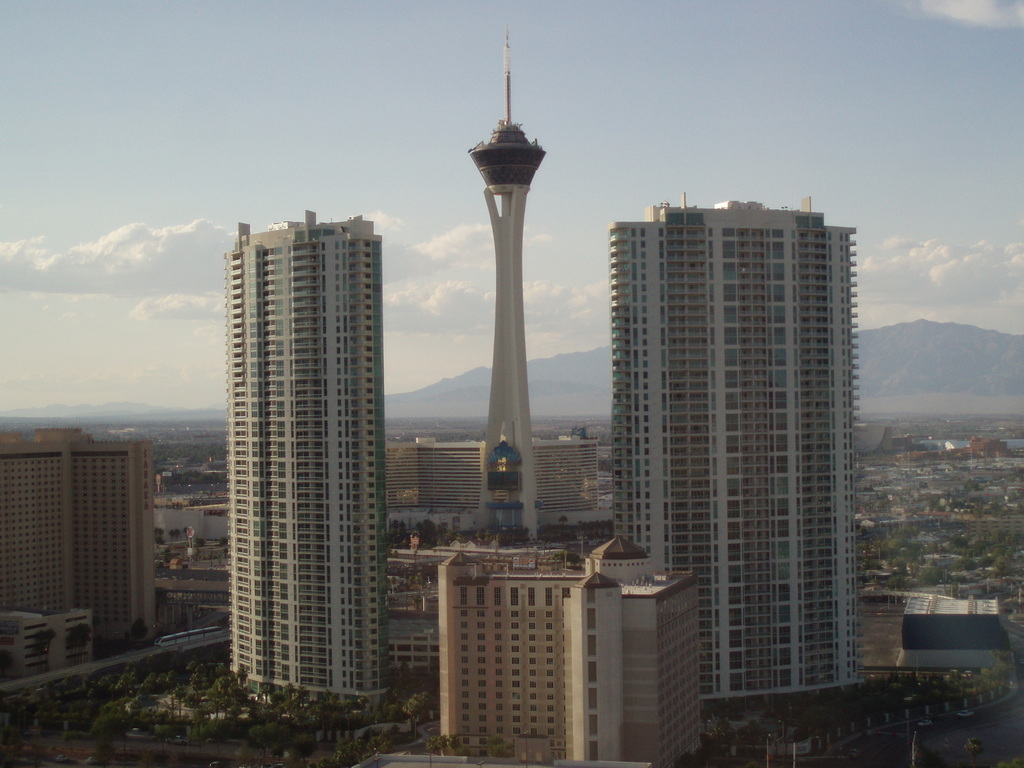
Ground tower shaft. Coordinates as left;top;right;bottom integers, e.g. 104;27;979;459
481;184;537;531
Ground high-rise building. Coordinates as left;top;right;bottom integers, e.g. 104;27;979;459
471;37;546;534
438;538;700;767
226;211;387;697
609;197;859;699
0;429;154;641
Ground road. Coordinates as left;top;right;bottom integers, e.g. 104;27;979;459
0;635;229;694
832;693;1024;767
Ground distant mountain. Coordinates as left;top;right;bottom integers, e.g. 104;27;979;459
386;348;611;417
7;322;1019;421
387;321;1023;418
856;320;1024;415
0;402;226;420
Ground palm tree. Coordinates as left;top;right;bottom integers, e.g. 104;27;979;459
403;692;431;731
27;628;56;672
965;737;983;768
66;622;92;652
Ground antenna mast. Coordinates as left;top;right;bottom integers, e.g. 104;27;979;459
504;26;511;124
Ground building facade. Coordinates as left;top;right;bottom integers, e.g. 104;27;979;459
0;608;93;678
609;197;859;699
386;437;600;530
226;212;387;697
0;429;154;644
438;538;700;768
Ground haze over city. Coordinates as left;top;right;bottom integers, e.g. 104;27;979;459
2;0;1023;410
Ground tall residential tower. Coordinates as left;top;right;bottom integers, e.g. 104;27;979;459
470;35;545;534
610;197;859;699
226;212;387;697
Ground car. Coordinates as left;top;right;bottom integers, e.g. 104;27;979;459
209;762;224;768
957;709;975;718
917;719;933;727
86;757;98;765
168;736;189;745
128;728;146;737
56;756;69;763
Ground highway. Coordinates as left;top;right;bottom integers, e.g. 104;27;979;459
0;635;229;694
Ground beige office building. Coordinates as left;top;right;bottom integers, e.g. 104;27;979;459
0;429;154;641
0;608;93;678
438;538;700;768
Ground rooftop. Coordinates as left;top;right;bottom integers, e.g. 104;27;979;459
904;594;999;615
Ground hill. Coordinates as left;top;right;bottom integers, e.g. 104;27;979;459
386;321;1024;417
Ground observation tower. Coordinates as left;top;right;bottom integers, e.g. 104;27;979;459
470;34;545;534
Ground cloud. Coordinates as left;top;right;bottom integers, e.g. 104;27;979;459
130;293;222;321
900;0;1024;26
385;279;493;335
857;234;1024;332
0;236;55;269
412;223;492;267
383;275;609;370
364;210;405;234
0;219;232;297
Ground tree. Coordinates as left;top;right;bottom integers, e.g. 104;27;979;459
426;734;462;756
0;726;24;767
22;627;57;673
92;740;115;767
289;733;316;762
67;622;92;649
403;692;431;731
248;722;291;757
486;735;514;758
91;710;128;744
965;737;983;768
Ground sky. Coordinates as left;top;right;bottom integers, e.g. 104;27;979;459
2;0;1023;410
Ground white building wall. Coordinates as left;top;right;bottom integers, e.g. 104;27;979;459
609;198;858;699
227;213;387;698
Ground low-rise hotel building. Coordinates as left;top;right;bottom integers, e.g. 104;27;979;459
438;537;700;768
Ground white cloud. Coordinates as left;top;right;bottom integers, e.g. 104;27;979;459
364;210;405;234
130;293;222;321
900;0;1024;26
0;236;55;269
0;219;232;297
385;280;493;336
412;223;492;267
857;234;1024;332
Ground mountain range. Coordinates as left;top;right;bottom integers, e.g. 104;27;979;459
1;321;1019;420
385;320;1023;417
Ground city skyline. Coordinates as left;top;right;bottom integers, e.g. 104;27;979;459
3;1;1024;410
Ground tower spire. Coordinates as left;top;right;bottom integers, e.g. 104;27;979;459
504;26;511;124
